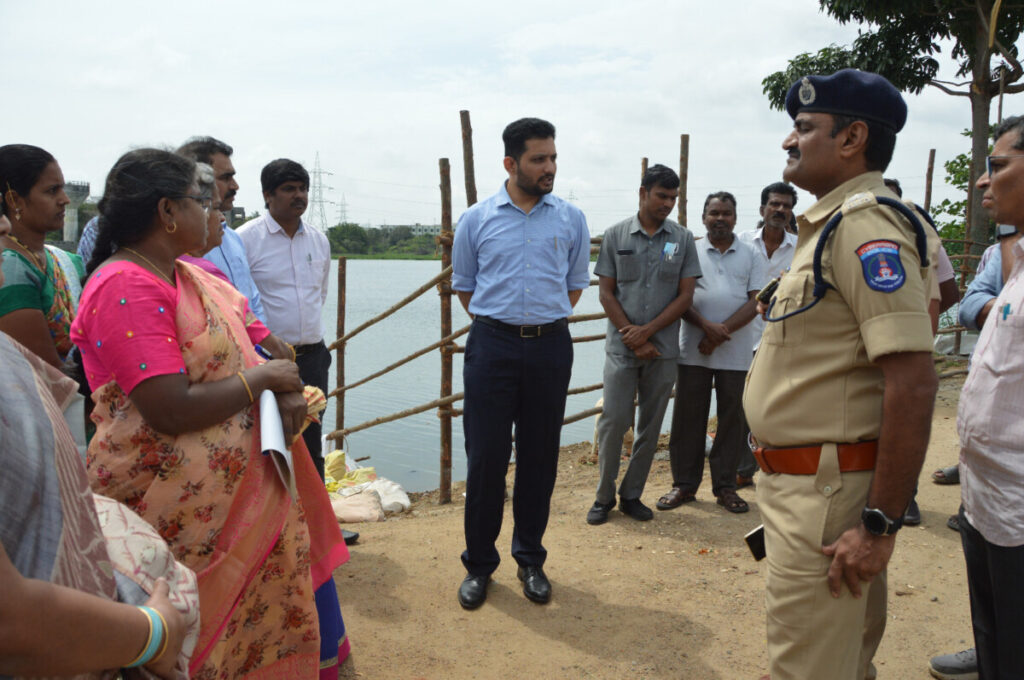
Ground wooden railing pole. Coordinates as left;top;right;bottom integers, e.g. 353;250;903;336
924;148;936;213
641;157;649;181
678;134;690;226
439;158;454;504
335;257;346;432
460;111;478;208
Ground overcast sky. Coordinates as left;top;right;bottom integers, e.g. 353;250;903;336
2;1;1004;236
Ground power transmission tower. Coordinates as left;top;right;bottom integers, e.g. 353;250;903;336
336;194;348;225
309;152;334;232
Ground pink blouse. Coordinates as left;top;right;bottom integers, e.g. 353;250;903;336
72;261;270;394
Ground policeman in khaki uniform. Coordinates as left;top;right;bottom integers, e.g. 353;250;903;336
742;70;939;680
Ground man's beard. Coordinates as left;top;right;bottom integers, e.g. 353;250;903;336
516;168;554;196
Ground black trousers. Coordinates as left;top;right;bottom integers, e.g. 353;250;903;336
461;320;572;577
296;340;331;481
667;364;748;496
959;506;1024;679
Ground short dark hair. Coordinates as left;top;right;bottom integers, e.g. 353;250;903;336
883;177;903;197
88;149;196;274
760;181;797;208
830;114;896;172
702;191;737;216
502;118;555;161
261;159;309;208
641;164;680;191
0;144;57;217
176;136;233;165
993;115;1024;149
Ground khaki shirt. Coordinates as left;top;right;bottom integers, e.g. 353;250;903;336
743;172;937;447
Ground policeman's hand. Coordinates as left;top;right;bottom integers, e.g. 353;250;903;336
620;324;652;349
143;578;186;679
702;322;731;345
275;390;308;444
821;525;895;599
634;342;661;360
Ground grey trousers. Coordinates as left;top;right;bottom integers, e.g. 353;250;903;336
595;354;677;504
668;364;748;496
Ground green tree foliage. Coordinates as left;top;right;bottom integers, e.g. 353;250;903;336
328;223;370;254
327;223;441;257
762;0;1024;265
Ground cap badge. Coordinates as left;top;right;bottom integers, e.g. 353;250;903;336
798;77;816;105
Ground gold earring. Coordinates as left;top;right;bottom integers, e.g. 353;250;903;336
166;221;177;234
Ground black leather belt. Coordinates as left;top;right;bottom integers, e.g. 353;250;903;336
474;316;568;338
294;340;325;356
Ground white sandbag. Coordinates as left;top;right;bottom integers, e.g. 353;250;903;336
331;488;385;523
367;478;411;514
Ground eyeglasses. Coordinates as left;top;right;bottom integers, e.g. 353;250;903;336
177;194;213;215
986;155;1024;176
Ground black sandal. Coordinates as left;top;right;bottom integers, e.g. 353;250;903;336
716;489;749;514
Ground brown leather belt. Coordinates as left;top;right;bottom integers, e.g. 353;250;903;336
753;440;878;475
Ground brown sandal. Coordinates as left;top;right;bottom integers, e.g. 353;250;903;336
656;487;696;510
716;489;749;514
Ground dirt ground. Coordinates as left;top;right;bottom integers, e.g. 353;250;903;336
333;375;972;680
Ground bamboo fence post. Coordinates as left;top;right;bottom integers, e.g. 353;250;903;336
924;149;935;213
641;157;648;180
335;257;346;432
678;134;690;226
439;158;454;504
460;111;478;208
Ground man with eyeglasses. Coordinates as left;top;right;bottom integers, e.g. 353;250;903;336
935;115;1024;680
742;69;939;680
238;159;332;480
176;137;267;323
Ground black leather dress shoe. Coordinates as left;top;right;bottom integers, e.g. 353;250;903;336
342;529;359;545
619;497;653;521
903;499;922;526
457;574;490;609
586;500;615;525
517;565;551;604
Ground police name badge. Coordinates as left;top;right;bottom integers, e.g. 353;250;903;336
798;77;816;105
856;240;905;292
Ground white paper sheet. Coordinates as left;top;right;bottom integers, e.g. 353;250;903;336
259;389;297;498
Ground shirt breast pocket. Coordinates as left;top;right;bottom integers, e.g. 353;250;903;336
616;253;640;282
762;272;810;347
657;256;683;282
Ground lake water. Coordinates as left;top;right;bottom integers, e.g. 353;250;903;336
321;258;673;492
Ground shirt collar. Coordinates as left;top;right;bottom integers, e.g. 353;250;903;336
628;213;670;237
703;235;737;254
799;171;884;230
755;226;797;249
265;212;307;236
496;181;556;212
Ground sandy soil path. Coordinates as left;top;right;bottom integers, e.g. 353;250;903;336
334;375;971;680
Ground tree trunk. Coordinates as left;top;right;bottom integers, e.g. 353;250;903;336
967;2;994;266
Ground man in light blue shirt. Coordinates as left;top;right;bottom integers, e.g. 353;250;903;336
177;136;267;323
451;117;590;610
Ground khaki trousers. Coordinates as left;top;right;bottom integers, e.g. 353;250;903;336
757;443;886;680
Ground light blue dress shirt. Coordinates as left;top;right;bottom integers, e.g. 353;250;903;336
452;183;591;325
204;223;267;323
76;216;99;263
958;243;1002;330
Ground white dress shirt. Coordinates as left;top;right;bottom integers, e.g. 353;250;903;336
958;238;1024;547
738;226;797;349
237;213;330;345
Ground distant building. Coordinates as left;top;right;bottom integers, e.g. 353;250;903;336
63;181;90;241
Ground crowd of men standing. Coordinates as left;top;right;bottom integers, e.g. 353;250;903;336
451;68;1024;680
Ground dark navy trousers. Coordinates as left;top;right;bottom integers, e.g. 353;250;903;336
461;319;573;577
296;340;331;481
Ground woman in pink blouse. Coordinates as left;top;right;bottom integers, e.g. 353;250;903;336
73;149;349;679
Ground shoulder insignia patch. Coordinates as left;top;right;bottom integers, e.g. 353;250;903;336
841;192;877;214
856;240;905;292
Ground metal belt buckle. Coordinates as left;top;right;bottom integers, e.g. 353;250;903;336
520;325;540;338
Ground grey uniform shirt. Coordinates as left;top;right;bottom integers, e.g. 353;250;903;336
594;215;702;360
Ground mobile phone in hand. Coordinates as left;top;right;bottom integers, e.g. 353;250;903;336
745;524;766;561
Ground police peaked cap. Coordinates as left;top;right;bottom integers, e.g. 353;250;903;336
785;68;907;133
